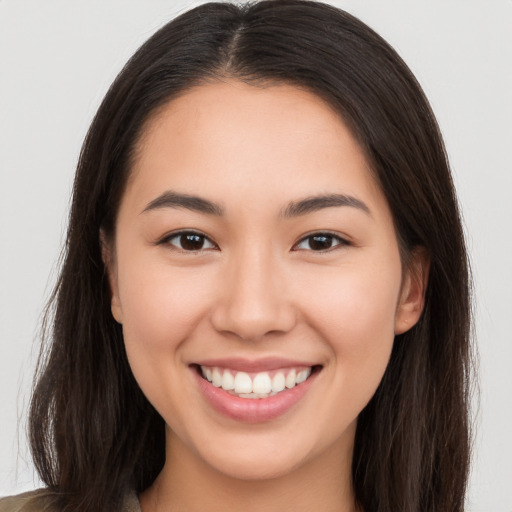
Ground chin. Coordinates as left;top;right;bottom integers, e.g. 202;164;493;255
186;427;321;482
207;449;306;482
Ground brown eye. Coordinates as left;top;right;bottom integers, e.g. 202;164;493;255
164;232;216;252
294;233;348;252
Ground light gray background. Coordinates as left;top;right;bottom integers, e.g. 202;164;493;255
1;1;511;510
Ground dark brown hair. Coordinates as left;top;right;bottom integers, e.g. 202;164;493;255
29;2;473;511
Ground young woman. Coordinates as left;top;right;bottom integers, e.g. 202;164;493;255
0;1;472;511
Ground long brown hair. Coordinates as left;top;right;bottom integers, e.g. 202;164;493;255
29;2;473;511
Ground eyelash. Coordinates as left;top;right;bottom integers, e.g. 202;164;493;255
158;230;350;254
292;231;350;252
158;230;218;253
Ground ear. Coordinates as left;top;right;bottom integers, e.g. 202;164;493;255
100;229;123;324
394;247;430;334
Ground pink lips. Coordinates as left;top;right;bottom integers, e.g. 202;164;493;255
192;359;319;423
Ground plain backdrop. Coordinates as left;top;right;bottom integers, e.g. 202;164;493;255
1;1;511;510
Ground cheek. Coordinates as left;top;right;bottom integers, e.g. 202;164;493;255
115;257;220;430
303;262;400;343
299;259;401;394
300;267;400;437
116;257;215;360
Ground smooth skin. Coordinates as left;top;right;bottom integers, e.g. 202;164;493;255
103;80;428;512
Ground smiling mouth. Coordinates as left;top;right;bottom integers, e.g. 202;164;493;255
195;365;322;399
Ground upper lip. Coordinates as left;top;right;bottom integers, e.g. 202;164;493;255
193;357;319;373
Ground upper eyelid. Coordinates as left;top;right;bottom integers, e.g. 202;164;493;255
160;229;210;240
294;231;350;244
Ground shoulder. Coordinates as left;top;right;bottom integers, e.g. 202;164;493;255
122;491;142;512
0;489;58;512
0;490;141;512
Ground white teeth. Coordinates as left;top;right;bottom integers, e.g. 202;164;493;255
234;372;253;394
212;368;222;387
252;372;272;394
238;392;273;399
296;368;311;384
200;365;314;398
285;369;296;389
271;372;286;392
221;371;235;390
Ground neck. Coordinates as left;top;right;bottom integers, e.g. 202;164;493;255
140;425;358;512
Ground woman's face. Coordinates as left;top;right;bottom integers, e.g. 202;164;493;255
106;81;425;481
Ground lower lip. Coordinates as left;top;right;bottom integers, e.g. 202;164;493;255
193;367;319;423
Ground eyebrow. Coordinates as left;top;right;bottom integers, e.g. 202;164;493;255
141;191;370;217
281;194;371;217
141;191;224;216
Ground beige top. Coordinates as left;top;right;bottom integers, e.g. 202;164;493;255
0;489;141;512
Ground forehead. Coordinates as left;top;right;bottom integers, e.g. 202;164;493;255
125;80;385;216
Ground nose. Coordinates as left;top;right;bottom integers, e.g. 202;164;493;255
210;248;296;342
